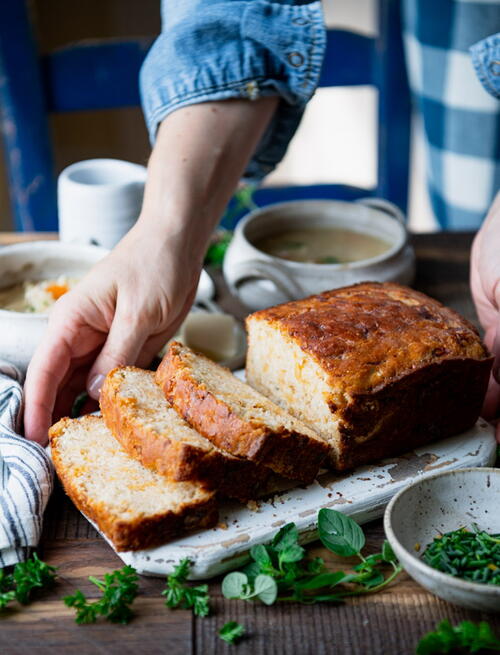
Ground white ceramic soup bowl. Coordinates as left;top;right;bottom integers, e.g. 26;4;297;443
0;241;108;372
223;198;415;311
384;467;500;613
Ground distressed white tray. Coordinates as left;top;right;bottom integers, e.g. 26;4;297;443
91;418;497;579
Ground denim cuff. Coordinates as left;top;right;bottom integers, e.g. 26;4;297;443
140;0;325;181
470;33;500;100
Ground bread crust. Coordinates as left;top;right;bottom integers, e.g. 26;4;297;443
156;343;329;483
248;282;490;396
332;357;492;470
100;367;268;501
246;282;492;470
49;416;218;551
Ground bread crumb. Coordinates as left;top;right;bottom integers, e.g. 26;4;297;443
217;522;228;530
246;500;261;512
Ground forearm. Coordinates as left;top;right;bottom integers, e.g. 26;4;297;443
137;97;279;264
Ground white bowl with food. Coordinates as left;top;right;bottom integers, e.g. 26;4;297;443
223;198;415;311
0;241;108;372
384;467;500;613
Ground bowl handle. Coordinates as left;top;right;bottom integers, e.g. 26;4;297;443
356;197;406;226
229;259;303;301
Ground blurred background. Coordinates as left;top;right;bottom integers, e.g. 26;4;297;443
0;0;436;232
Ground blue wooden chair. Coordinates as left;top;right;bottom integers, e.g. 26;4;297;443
0;0;410;232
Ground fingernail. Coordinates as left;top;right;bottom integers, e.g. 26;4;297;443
88;374;105;400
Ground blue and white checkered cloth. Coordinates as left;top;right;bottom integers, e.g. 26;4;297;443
0;362;53;567
403;0;500;229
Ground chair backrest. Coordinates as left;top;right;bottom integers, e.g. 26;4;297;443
0;0;410;232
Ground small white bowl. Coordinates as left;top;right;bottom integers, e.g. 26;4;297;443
0;241;108;372
384;467;500;613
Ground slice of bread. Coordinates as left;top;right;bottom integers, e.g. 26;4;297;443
49;415;218;551
155;342;329;483
100;366;269;501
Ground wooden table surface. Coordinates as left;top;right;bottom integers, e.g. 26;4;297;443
1;231;498;655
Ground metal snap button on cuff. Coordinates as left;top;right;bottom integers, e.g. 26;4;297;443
287;51;305;67
490;60;500;76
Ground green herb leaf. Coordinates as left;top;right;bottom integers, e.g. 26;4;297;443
219;510;401;609
250;544;275;572
252;575;277;605
318;508;365;557
219;621;245;645
416;620;500;654
352;568;385;589
241;561;261;583
204;231;233;268
65;565;139;624
162;559;210;617
278;544;305;565
0;590;16;609
222;572;249;600
0;568;14;593
381;540;397;564
0;553;58;610
295;571;350;591
272;523;299;553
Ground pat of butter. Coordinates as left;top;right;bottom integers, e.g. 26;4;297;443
180;312;237;362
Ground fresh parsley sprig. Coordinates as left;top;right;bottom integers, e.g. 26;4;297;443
64;565;139;624
0;553;57;610
162;558;210;617
219;621;245;645
416;620;500;654
222;510;402;606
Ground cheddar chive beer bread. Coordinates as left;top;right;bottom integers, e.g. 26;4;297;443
49;416;218;551
100;366;269;501
156;341;330;483
246;282;492;470
49;281;491;553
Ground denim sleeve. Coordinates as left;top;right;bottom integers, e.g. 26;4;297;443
139;0;325;181
470;33;500;100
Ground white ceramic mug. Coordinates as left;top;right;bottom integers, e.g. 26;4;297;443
58;159;147;249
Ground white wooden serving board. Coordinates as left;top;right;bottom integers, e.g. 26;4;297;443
90;418;496;580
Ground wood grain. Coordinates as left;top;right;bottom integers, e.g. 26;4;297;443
2;230;499;655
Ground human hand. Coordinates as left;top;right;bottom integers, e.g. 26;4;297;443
23;222;200;444
23;98;279;445
470;191;500;440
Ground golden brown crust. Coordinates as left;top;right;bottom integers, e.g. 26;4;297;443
246;282;493;471
248;282;490;397
330;357;492;470
49;417;218;551
156;343;329;483
100;368;267;501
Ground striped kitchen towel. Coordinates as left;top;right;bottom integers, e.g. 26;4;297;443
0;361;53;567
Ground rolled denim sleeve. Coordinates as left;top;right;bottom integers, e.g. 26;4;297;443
139;0;326;181
470;33;500;100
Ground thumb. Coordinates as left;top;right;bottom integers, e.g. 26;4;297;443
87;312;147;399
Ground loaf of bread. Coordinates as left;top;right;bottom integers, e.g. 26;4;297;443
156;342;329;483
49;416;218;551
100;366;269;501
245;282;492;470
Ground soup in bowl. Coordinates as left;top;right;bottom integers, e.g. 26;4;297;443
223;198;415;311
0;241;108;371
